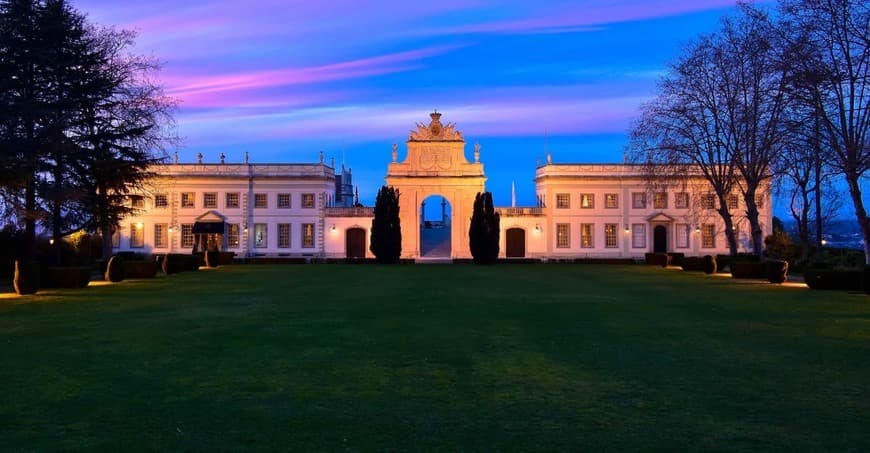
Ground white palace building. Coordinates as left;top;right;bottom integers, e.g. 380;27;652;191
114;112;772;260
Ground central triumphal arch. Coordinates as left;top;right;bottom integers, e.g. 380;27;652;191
386;112;486;259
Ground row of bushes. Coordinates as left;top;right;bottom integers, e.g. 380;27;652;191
668;254;789;284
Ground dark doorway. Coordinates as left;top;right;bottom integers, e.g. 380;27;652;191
506;228;526;258
654;225;667;253
346;227;366;259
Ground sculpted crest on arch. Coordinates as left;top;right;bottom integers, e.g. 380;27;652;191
409;111;464;142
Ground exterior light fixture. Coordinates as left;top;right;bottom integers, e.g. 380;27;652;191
331;224;337;231
534;224;541;232
136;222;143;229
243;224;248;233
49;238;55;245
624;225;630;234
695;226;701;233
821;239;827;246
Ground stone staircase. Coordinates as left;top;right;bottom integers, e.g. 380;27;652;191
420;227;450;257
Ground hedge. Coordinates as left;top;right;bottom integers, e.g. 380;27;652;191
804;270;863;291
44;267;91;288
123;260;158;278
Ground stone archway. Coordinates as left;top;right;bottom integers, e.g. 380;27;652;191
385;112;486;259
420;195;451;257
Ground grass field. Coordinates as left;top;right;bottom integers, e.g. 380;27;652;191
1;264;868;451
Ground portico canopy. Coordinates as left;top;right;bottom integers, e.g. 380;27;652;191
193;221;225;234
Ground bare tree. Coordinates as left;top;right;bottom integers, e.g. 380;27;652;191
780;0;870;263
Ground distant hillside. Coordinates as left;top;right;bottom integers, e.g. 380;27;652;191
782;219;863;250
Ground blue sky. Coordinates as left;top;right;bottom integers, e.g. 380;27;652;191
76;0;781;210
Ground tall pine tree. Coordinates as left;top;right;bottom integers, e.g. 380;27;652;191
370;186;401;264
469;191;500;264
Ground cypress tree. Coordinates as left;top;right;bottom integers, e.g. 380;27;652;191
469;191;500;264
370;186;401;264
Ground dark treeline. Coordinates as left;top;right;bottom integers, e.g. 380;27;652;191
0;0;176;263
629;0;869;264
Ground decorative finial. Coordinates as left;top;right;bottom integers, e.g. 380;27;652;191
546;152;552;165
331;157;335;169
197;152;203;164
474;142;481;163
173;151;178;164
354;186;360;206
391;143;398;163
319;150;324;163
245;151;249;164
220;152;226;164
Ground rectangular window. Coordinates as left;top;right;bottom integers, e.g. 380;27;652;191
204;192;217;209
605;193;618;209
702;224;716;248
632;192;646;209
727;194;738;210
675;192;689;209
676;223;690;248
632;224;646;248
605;224;618;248
556;223;570;248
556;193;570;209
254;223;267;248
302;223;315;248
154;223;167;248
154;194;168;208
254;193;267;209
701;194;716;210
580;194;594;209
227;224;240;248
130;223;144;248
302;193;315;209
580;223;594;248
131;196;145;208
226;192;240;209
181;192;195;208
181;224;194;248
278;193;291;209
654;192;667;209
278;223;291;248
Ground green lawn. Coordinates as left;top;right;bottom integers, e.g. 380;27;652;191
1;264;868;451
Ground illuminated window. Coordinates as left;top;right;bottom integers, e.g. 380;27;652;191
131;196;145;208
556;193;570;209
580;194;594;209
605;193;618;209
204;192;217;209
674;192;689;209
556;223;570;248
154;223;167;248
226;192;240;209
632;193;646;209
701;194;716;210
302;193;316;209
130;223;144;248
181;224;194;248
605;224;618;248
302;223;315;248
702;224;716;248
676;223;690;248
278;223;291;248
254;223;267;248
181;192;195;208
254;193;267;209
727;194;738;209
632;224;646;248
278;193;291;209
580;223;594;248
154;194;168;208
227;224;240;248
654;192;667;209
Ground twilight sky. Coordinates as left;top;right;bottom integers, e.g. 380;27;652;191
76;0;768;208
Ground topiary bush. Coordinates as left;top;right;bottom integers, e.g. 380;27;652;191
162;254;181;275
730;261;767;279
645;253;671;267
681;256;705;271
13;260;39;295
703;255;717;274
123;260;158;278
44;267;91;288
205;250;220;268
766;260;788;284
804;269;863;291
105;255;125;282
667;253;685;268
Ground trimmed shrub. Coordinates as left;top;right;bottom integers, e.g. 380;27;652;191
804;270;863;291
162;254;181;275
205;250;220;268
667;253;685;268
13;260;39;295
185;254;200;271
218;251;235;265
767;260;788;284
123;260;158;278
864;269;870;295
105;255;125;282
681;256;705;271
703;255;717;274
45;267;91;288
645;253;671;267
730;261;767;279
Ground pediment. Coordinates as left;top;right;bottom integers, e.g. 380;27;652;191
196;210;227;222
646;212;674;223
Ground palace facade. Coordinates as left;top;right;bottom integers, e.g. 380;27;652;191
114;113;772;260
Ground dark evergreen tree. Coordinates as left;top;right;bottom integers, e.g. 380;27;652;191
469;191;500;264
370;186;401;264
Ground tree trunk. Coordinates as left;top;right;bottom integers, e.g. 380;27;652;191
97;183;114;260
743;188;764;257
717;196;738;255
813;151;823;259
844;174;870;265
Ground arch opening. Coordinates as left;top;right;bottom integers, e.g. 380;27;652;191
420;195;451;257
